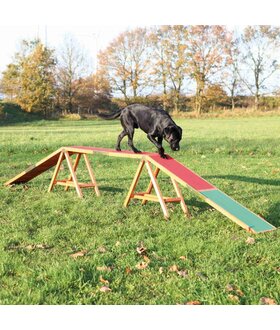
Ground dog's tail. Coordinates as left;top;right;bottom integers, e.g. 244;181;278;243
96;108;122;120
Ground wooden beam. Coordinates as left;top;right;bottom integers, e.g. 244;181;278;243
145;161;169;219
171;178;191;217
132;193;181;203
48;151;65;193
83;153;100;197
55;180;95;188
65;153;81;191
123;160;145;207
141;166;160;205
64;150;83;198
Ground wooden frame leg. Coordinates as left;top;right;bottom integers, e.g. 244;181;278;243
171;178;191;217
83;154;100;196
65;153;81;191
64;150;83;198
145;161;169;219
123;159;145;207
48;151;65;192
142;166;160;205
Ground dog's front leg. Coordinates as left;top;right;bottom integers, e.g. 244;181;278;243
147;134;167;158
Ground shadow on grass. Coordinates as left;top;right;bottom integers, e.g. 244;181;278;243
266;202;280;228
99;186;125;193
205;175;280;187
185;197;212;213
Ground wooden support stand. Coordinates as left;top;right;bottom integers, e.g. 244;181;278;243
124;159;190;219
48;149;100;198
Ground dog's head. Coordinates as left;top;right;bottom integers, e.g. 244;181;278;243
163;125;182;151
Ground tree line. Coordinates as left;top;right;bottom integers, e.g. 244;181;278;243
1;25;280;118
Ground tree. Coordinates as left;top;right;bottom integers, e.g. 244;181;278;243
204;84;228;111
74;71;112;114
222;34;243;110
149;26;189;112
186;25;232;115
0;63;21;101
239;25;280;110
98;28;152;102
149;26;170;109
18;41;56;117
56;35;89;113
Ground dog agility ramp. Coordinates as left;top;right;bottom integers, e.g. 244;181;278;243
5;146;276;234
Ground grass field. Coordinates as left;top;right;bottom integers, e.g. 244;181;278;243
0;115;279;304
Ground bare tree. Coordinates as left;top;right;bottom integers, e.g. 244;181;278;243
98;28;152;102
149;25;189;112
222;34;243;110
149;26;170;109
186;25;232;115
239;25;280;109
57;34;89;113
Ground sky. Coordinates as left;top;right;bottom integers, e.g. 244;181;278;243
0;25;134;73
1;0;279;76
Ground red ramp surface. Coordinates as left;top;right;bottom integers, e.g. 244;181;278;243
147;154;215;191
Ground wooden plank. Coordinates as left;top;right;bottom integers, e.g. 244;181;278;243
4;147;63;186
69;146;152;159
55;181;95;188
132;192;181;202
123;160;145;207
132;194;160;202
147;154;215;192
132;194;181;203
200;189;276;233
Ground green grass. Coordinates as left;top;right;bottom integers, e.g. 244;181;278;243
0;115;279;304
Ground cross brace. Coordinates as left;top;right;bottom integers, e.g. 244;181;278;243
48;149;100;198
123;159;190;219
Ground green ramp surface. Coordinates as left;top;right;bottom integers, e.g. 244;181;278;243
200;189;276;233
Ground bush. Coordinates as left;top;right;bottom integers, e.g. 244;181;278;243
0;102;6;120
61;113;84;120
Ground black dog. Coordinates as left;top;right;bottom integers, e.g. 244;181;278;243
97;104;182;158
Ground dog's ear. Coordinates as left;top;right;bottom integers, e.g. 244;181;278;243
163;126;172;137
177;126;182;137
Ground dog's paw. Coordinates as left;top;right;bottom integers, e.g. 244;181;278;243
160;153;168;159
133;148;141;153
115;147;121;151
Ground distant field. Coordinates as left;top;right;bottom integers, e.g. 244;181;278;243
0;116;279;304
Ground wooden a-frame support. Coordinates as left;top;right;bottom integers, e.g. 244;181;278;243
48;149;100;198
47;148;190;219
123;159;191;219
